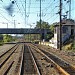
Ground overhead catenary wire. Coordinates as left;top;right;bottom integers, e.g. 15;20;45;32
49;15;59;24
43;6;58;21
0;12;13;23
0;0;75;28
42;0;59;12
15;1;24;18
19;0;27;25
26;0;31;24
20;0;25;11
24;0;26;24
42;1;59;22
0;0;14;23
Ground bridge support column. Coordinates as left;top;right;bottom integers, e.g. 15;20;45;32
41;29;47;41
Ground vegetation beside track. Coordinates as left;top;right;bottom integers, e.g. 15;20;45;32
0;34;15;45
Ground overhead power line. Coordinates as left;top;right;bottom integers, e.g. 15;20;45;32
0;12;12;23
15;1;24;18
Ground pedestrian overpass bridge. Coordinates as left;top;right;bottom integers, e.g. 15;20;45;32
0;28;51;34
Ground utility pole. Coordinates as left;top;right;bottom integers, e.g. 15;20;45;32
30;24;32;42
36;0;45;44
59;0;62;50
24;0;26;42
25;0;26;25
5;23;8;28
14;20;16;28
2;22;8;28
69;0;71;19
40;0;41;44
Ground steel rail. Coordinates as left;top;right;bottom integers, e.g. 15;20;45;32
21;44;41;75
40;49;75;75
0;44;19;68
28;46;41;75
14;45;24;75
29;44;75;75
0;44;17;58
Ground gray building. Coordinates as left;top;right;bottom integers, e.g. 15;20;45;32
54;19;75;49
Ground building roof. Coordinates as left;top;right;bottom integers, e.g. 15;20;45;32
55;19;75;26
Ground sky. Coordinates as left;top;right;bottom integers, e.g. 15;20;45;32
0;0;75;28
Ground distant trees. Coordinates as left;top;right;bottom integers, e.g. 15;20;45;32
24;20;55;42
49;24;54;39
35;20;54;41
0;34;3;45
0;34;13;45
3;34;13;43
35;20;50;29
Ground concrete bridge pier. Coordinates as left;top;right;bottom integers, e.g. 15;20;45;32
41;29;47;41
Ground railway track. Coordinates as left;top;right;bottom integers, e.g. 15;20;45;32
29;43;75;75
21;44;41;75
0;43;41;75
0;44;18;68
0;43;75;75
41;49;75;75
0;43;24;75
27;43;62;75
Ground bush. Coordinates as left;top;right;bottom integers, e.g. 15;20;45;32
72;42;75;50
33;40;40;44
64;43;72;50
0;40;4;46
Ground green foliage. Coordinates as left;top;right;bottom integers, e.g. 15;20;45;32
64;43;72;50
33;40;40;44
0;34;3;38
24;34;40;42
47;24;54;40
49;24;54;33
0;34;3;45
35;20;55;41
46;34;54;40
35;20;50;29
3;34;13;43
23;20;55;42
72;41;75;50
0;40;3;45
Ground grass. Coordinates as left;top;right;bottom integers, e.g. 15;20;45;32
63;43;72;50
62;35;75;52
33;40;40;44
62;42;75;52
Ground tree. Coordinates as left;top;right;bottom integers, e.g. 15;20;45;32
49;24;54;33
0;34;3;40
3;34;13;43
24;20;55;42
35;20;50;29
0;34;3;45
35;20;54;41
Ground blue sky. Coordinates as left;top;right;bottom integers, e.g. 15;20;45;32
0;0;75;28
